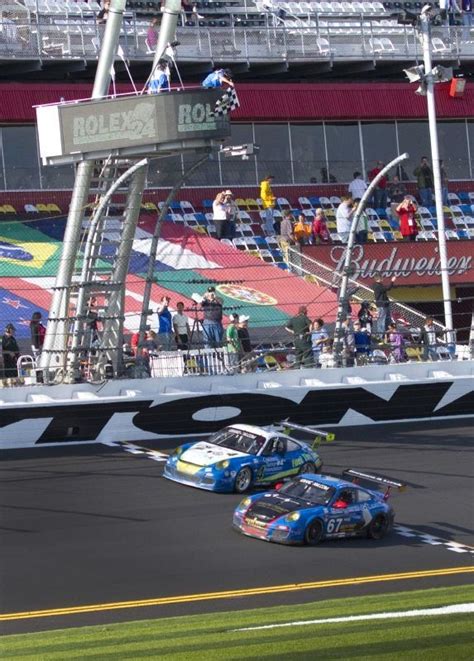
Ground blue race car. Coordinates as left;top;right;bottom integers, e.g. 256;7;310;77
163;422;333;493
233;469;405;544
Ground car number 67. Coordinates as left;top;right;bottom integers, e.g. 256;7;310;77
327;518;343;533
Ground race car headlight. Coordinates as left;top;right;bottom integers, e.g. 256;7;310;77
215;459;230;470
286;512;300;522
239;497;252;509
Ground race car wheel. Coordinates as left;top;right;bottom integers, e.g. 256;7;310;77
304;519;323;546
367;513;390;540
234;467;252;493
299;461;316;475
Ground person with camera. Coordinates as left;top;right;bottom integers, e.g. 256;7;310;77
336;197;355;244
201;287;224;348
223;190;239;240
396;195;418;242
212;192;228;240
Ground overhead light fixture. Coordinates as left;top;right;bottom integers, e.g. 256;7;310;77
431;65;453;83
403;65;425;83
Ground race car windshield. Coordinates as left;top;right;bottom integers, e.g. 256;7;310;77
209;429;266;455
279;479;335;505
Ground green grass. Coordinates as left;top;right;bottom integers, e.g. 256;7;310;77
1;584;473;660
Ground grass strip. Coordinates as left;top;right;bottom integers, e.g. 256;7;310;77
1;584;473;660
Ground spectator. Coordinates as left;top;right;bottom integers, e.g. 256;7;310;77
312;208;330;244
358;300;374;334
146;16;159;51
96;0;110;24
421;316;438;361
157;295;173;351
396;196;418;242
30;311;46;358
341;318;355;367
260;174;276;236
223;190;239;240
348;172;368;201
353;198;368;244
353;320;371;365
368;161;388;210
144;330;159;353
237;315;252;371
285;306;312;368
388;175;407;225
336;196;355;243
373;273;396;335
293;214;311;247
440;160;449;207
202;68;234;89
319;340;335;369
310;318;329;366
173;301;191;350
2;323;19;379
201;286;224;348
131;325;150;356
279;210;295;244
387;322;406;363
320;167;337;184
462;0;473;40
85;296;100;353
413;156;434;208
226;316;241;373
147;59;170;94
212;191;228;240
238;315;252;355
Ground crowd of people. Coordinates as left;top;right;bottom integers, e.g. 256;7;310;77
209;155;447;249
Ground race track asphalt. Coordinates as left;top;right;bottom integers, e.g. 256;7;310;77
0;419;473;634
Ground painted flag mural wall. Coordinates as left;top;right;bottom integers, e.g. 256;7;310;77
0;218;339;339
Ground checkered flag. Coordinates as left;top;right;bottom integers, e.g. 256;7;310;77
211;87;240;117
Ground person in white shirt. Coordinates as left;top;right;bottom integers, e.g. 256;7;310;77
173;302;191;350
212;191;228;239
348;172;368;201
336;197;355;243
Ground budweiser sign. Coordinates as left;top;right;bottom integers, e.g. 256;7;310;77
305;243;473;286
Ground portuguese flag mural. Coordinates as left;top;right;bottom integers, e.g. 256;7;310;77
0;218;338;339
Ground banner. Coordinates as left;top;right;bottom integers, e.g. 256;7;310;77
304;243;473;286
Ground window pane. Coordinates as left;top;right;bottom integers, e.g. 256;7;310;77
147;155;182;187
437;121;469;180
290;124;325;184
396;121;431;182
254;124;292;184
325;123;361;183
3;126;40;189
361;122;397;178
221;124;256;186
468;121;474;179
182;150;220;187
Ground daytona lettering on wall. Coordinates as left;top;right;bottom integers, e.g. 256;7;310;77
305;244;473;286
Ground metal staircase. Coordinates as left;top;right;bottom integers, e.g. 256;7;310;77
65;157;148;380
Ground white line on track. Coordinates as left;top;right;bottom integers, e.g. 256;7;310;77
233;603;474;631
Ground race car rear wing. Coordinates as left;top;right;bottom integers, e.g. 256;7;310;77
276;420;335;449
343;469;406;500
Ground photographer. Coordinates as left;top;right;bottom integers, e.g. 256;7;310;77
396;196;418;242
201;287;224;348
223;190;239;240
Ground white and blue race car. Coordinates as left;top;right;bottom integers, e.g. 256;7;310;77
163;422;334;493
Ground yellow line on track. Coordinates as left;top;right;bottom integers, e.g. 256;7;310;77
1;566;472;622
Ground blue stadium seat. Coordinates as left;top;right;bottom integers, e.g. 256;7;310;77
202;199;213;210
309;196;321;207
457;192;470;203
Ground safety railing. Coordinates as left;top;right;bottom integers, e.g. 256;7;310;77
0;19;471;63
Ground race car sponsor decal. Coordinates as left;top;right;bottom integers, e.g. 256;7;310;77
180;442;247;466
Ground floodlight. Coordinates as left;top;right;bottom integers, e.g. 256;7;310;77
403;65;425;83
431;65;453;83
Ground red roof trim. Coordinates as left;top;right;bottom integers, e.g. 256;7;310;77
0;82;472;123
